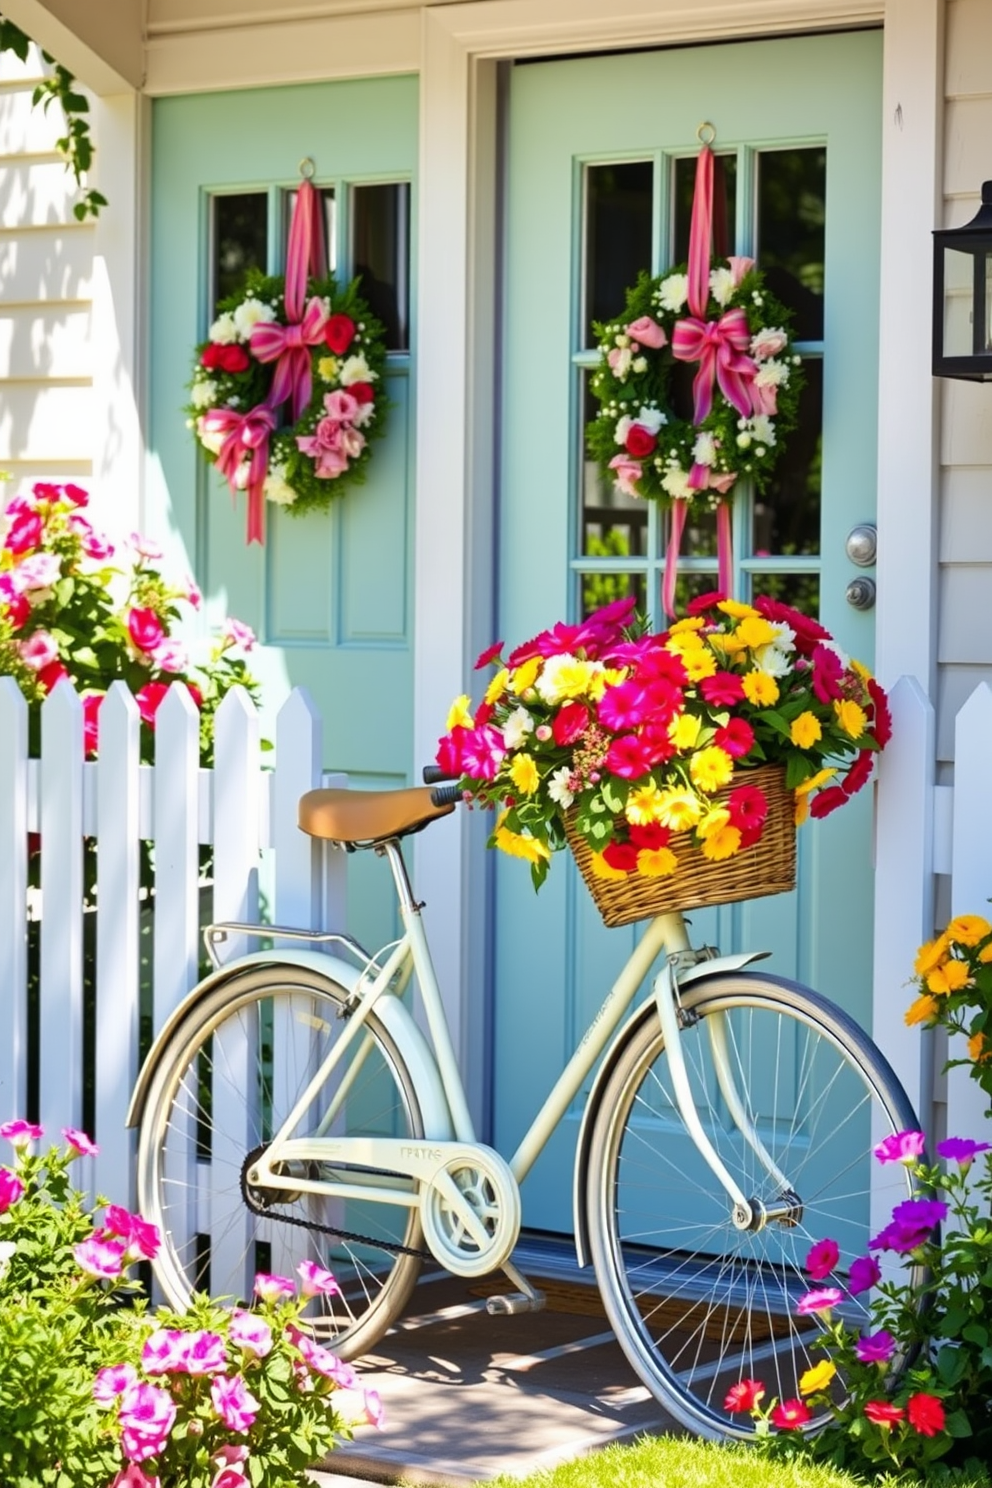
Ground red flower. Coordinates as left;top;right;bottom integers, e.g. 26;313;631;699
754;596;831;656
0;588;30;630
636;646;689;687
186;683;203;710
553;701;589;746
639;724;677;766
37;660;68;693
770;1398;812;1431
907;1393;946;1437
31;482;61;502
809;784;849;819
128;607;166;654
83;692;105;758
843;749;875;797
474;700;495;727
324;314;356;354
349;381;375;405
436;728;468;778
604;734;653;780
811;643;843;703
628;821;671;850
474;639;504;670
714;717;754;760
625;425;657;458
864;1400;906;1427
201;342;250;374
686;590;726;616
867;677;892;747
62;482;89;507
726;783;767;832
602;840;639;872
135;682;169;727
4;509;43;555
699;671;745;706
724;1378;766;1413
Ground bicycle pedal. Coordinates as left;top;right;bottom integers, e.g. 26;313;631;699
486;1288;546;1316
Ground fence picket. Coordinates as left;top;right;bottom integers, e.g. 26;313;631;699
949;683;992;1144
0;680;29;1121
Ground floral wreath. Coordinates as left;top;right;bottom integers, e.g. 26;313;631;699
186;176;388;544
585;143;804;613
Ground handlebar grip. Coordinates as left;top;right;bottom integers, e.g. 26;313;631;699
431;783;462;808
423;765;456;785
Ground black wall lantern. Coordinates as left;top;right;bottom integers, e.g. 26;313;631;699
933;181;992;381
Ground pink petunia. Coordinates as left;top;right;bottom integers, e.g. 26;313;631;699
62;482;90;507
62;1126;99;1158
210;1374;260;1433
1;1118;44;1146
128;607;166;655
804;1237;840;1281
223;617;256;652
297;1259;340;1298
129;533;164;562
360;1389;385;1429
93;1363;139;1405
118;1380;177;1463
0;1167;25;1213
74;1235;127;1279
14;552;61;592
936;1136;991;1171
183;1330;228;1375
253;1271;297;1304
151;640;188;674
3;507;43;554
104;1204;162;1260
795;1286;843;1318
873;1130;926;1166
228;1309;273;1358
109;1466;162;1488
18;630;60;672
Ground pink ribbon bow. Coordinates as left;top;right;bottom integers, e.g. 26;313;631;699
671;308;756;425
250;296;328;424
201;403;277;545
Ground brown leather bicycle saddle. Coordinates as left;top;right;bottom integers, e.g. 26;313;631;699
298;785;455;845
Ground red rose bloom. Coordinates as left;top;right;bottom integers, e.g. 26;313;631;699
907;1393;946;1437
324;314;356;354
201;342;250;374
770;1398;812;1431
724;1378;765;1413
349;381;375;405
602;840;639;872
864;1400;906;1427
625;424;657;458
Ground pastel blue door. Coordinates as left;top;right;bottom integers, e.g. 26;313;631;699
494;32;883;1234
149;77;417;948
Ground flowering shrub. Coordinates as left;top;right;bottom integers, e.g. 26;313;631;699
0;480;259;764
436;592;890;889
0;1121;380;1487
726;1129;992;1476
906;913;992;1113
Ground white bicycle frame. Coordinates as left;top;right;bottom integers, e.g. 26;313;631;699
246;839;791;1246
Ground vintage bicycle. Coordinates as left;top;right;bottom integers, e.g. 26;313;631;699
127;775;920;1441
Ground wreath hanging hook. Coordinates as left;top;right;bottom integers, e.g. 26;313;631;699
696;121;716;146
298;156;316;181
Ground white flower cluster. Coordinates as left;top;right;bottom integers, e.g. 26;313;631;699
208;297;278;345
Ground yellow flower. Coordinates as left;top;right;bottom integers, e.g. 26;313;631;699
680;647;719;683
799;1360;837;1397
626;785;666;826
700;824;743;861
834;698;868;739
794;792;810;827
494;826;550;864
741;671;780;706
717;599;758;619
669;713;702;751
796;767;838;797
790;711;822;749
689;746;735;793
484;668;509;705
654;789;703;832
980;942;992;964
508;753;539;796
510;657;541;694
588;666;627;700
718;632;748;658
590;851;628;880
968;1031;990;1063
637;846;678;877
317;355;339;381
735;615;778;650
851;658;871;682
905;993;938;1027
538;656;597;701
669;616;705;634
914;934;950;977
697;806;731;839
667;629;705;653
926;958;972;996
446;694;474;730
946;914;992;947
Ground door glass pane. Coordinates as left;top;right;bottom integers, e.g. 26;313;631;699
751;358;822;557
352;182;411;351
211;193;268;311
579;571;646;619
745;572;820;618
673;153;737;262
581;376;649;560
584;161;653;344
757;148;826;341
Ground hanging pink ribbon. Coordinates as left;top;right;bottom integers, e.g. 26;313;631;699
284;176;328;319
671;309;756;424
716;502;733;598
201;403;276;546
687;145;714;320
662;500;688;618
250;296;328;423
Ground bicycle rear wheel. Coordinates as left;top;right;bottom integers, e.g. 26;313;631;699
585;972;922;1440
136;964;424;1359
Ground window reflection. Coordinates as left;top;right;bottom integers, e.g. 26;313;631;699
584;161;653;344
752;359;822;558
352;182;411;351
581;376;649;560
745;573;820;619
756;149;826;341
211;193;268;311
580;571;647;620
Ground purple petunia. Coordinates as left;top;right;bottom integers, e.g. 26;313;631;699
848;1254;881;1295
855;1329;897;1365
873;1130;925;1166
937;1136;992;1170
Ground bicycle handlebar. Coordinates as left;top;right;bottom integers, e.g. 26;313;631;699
430;783;462;808
423;765;456;785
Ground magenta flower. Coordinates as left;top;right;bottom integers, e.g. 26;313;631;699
0;1118;43;1147
118;1380;177;1462
109;1466;162;1488
699;670;745;706
937;1136;992;1170
94;1363;139;1405
151;639;188;674
228;1310;273;1358
129;533;164;562
459;724;507;782
603;733;653;780
210;1374;261;1433
855;1329;897;1365
297;1259;340;1298
254;1271;297;1303
62;1126;99;1158
184;1331;228;1375
4;507;43;554
0;1168;25;1213
142;1328;192;1375
104;1204;162;1260
74;1234;127;1279
14;552;61;593
870;1197;947;1254
795;1286;843;1318
223;617;256;652
128;606;166;655
848;1254;881;1295
360;1389;385;1429
597;680;652;731
873;1130;925;1166
184;575;202;610
804;1237;840;1281
213;1468;250;1488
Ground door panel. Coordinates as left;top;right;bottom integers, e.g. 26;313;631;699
494;32;882;1233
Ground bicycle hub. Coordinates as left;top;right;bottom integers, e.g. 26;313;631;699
732;1189;803;1232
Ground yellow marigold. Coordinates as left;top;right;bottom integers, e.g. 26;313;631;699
588;666;627;700
980;942;992;964
494;826;550;864
637;846;678;877
735;615;778;650
795;792;810;827
626;785;666;826
905;993;939;1027
790;711;823;749
669;616;705;634
700;823;743;861
834;698;867;740
914;933;951;977
741;671;780;706
666;629;705;652
697;806;731;840
690;746;735;793
590;850;628;881
669;713;702;751
446;694;474;730
484;668;509;705
926;958;972;996
317;355;339;380
718;599;758;619
680;647;719;683
799;1360;837;1397
946;914;992;947
796;767;838;797
508;753;539;796
510;657;541;694
968;1031;990;1063
655;789;703;832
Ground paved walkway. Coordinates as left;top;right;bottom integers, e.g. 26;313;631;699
312;1244;677;1485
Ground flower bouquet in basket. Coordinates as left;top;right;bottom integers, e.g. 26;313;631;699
436;592;891;925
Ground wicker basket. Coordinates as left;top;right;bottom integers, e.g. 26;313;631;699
564;763;796;929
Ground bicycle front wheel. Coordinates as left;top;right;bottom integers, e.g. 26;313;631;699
585;972;921;1440
136;964;425;1359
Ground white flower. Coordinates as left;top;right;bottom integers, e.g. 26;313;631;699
340;353;376;386
191;378;219;410
755;359;789;389
632;356;648;374
752;644;792;678
709;267;735;307
547;766;575;810
264;464;297;506
207;311;238;344
233;297;277;340
750;327;787;360
196;416;226;455
749;415;776;447
501;705;535;750
352;400;376;429
767;621;796;652
656;273;688;314
614;415;633;446
661;466;693;501
636;405;667;434
691;431;717;466
0;1241;15;1281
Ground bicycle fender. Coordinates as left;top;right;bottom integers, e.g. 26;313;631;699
125;948;454;1144
571;948;769;1269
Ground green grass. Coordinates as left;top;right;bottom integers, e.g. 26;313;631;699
482;1436;992;1488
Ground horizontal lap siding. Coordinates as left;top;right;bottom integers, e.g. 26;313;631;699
0;47;94;487
937;0;992;761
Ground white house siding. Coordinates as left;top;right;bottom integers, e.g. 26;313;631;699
936;0;992;763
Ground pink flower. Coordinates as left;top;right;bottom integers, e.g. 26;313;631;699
135;682;170;727
213;1469;250;1488
607;454;643;497
104;1205;162;1260
811;642;844;704
848;1254;881;1294
18;630;60;672
228;1309;273;1357
82;692;105;758
3;507;43;554
94;1363;139;1405
474;639;504;669
0;572;30;629
727;255;756;286
118;1381;177;1462
62;1126;99;1158
713;716;754;760
151;640;188;673
597;680;653;731
62;482;89;507
0;1167;25;1212
459;724;507;782
129;533;163;562
14;551;61;593
74;1234;127;1279
804;1237;840;1281
1;1118;44;1146
128;607;166;654
223;617;256;652
873;1130;925;1166
770;1397;812;1430
699;670;745;706
360;1389;385;1429
210;1374;260;1433
184;575;202;609
795;1286;843;1318
724;1378;766;1413
323;389;360;423
552;700;590;747
184;1330;228;1375
142;1329;192;1375
855;1329;896;1365
604;734;653;780
109;1466;162;1488
292;1331;346;1380
253;1271;296;1303
297;1259;340;1298
625;314;667;349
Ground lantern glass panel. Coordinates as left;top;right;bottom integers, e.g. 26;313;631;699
942;245;979;360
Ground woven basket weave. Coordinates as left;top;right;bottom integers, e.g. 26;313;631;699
564;763;796;929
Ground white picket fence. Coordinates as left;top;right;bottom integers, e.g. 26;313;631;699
0;678;345;1206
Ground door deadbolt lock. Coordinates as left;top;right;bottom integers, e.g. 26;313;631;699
845;577;876;611
845;523;877;567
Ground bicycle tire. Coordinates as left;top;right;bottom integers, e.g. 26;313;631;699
585;971;922;1440
136;963;425;1359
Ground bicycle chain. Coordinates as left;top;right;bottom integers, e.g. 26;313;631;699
239;1146;433;1261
